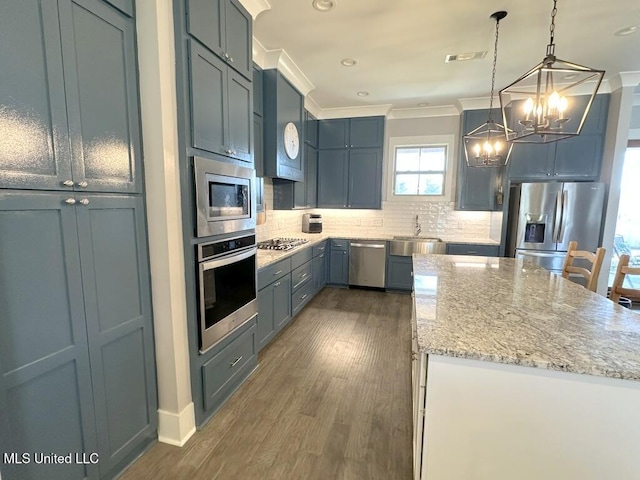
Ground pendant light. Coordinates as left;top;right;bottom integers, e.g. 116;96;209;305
499;0;605;143
463;11;513;167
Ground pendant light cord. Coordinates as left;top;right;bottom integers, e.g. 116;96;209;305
546;0;558;57
488;15;501;122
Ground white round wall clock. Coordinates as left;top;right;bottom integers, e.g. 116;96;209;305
283;122;300;159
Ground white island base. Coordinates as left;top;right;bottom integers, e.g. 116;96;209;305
414;354;640;480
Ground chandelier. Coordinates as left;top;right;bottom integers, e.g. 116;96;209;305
463;11;513;167
499;0;605;143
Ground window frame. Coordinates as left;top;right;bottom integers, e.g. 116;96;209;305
385;135;457;202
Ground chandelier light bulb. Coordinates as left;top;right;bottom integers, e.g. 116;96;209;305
483;141;493;155
494;141;501;153
474;144;481;157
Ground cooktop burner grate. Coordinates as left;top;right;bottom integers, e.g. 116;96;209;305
257;237;309;251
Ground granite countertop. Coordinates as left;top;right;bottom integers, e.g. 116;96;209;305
412;254;640;381
257;234;498;269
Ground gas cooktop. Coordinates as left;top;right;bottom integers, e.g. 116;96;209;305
257;237;309;251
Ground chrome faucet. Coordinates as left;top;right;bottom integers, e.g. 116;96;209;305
414;215;422;237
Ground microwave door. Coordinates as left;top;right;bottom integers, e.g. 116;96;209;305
515;182;562;252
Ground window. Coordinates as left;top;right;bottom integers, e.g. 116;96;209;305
386;135;456;202
394;146;447;195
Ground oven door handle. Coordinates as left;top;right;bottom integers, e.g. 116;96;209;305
201;247;257;271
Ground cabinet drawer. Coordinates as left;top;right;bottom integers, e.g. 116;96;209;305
312;242;327;257
446;243;499;257
291;260;312;292
202;323;256;411
258;257;291;290
331;239;349;251
291;247;313;270
292;281;314;317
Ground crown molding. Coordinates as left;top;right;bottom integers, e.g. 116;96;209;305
387;105;460;119
238;0;271;20
252;38;315;97
608;71;640;91
304;96;322;118
313;104;393;120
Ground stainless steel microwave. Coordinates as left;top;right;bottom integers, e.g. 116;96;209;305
194;156;256;237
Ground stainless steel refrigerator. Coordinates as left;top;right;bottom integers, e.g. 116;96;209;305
506;182;605;273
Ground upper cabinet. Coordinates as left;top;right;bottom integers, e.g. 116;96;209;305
263;70;304;182
507;94;609;182
456;109;504;211
186;0;252;80
305;110;318;148
189;41;253;163
0;0;142;193
318;116;384;149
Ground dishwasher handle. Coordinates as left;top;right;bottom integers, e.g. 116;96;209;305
350;243;386;249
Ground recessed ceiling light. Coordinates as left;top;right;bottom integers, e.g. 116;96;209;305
615;25;639;36
563;73;579;80
341;58;357;67
445;51;487;63
356;91;369;97
417;102;429;107
312;0;336;12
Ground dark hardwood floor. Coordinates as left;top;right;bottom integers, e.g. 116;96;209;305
119;287;413;480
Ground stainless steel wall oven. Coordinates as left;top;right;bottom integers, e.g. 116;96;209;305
197;234;257;353
194;156;256;238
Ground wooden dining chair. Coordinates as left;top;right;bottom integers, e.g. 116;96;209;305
610;254;640;304
561;241;606;292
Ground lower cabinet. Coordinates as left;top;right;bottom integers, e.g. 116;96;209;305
257;273;291;351
328;239;350;285
386;255;413;291
446;243;499;256
312;251;327;293
0;191;157;480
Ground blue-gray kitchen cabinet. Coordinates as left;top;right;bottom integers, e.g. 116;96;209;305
446;243;499;256
1;0;143;194
348;148;382;208
186;0;252;80
253;65;263;117
319;119;350;149
312;250;327;294
263;70;305;182
0;191;157;480
257;283;275;351
305;110;319;148
328;239;350;285
456;109;504;211
318;116;384;149
273;273;293;332
386;255;413;291
317;149;349;207
272;143;318;209
189;41;253;164
254;114;265;211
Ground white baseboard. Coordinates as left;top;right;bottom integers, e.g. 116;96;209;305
157;403;196;447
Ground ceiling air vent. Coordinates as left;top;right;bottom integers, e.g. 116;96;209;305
445;51;488;63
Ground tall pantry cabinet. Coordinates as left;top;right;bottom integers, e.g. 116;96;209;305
0;1;158;479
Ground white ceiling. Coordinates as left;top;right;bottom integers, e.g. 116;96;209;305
253;0;640;112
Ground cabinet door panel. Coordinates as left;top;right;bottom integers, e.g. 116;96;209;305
318;118;349;149
186;0;225;58
348;148;382;208
189;41;228;156
553;135;602;180
386;256;413;291
227;70;253;163
317;149;348;207
254;114;264;176
349;117;384;148
273;274;292;330
0;191;98;480
60;0;142;193
329;250;349;285
253;66;263;116
305;111;318;148
0;0;72;190
306;145;318;208
225;0;252;80
508;142;555;180
257;284;275;350
76;195;157;478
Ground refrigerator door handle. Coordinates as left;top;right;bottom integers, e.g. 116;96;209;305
553;191;562;242
558;190;568;243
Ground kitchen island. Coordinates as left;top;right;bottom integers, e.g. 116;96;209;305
412;255;640;480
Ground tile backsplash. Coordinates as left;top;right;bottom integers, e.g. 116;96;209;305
256;179;499;241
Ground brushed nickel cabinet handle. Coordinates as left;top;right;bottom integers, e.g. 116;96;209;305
79;198;90;206
65;198;76;205
301;294;308;300
273;270;283;275
229;56;234;63
63;180;74;187
230;356;243;367
274;281;281;287
77;181;88;188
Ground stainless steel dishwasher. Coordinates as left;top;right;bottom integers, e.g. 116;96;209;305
349;240;387;288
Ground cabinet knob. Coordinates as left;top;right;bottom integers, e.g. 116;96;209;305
274;281;281;287
77;181;88;188
79;198;90;206
223;52;230;60
225;149;233;155
554;173;559;176
546;173;551;176
63;179;74;187
65;198;76;205
229;56;234;63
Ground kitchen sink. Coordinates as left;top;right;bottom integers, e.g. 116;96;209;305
389;237;446;256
